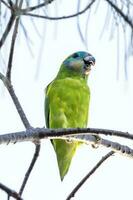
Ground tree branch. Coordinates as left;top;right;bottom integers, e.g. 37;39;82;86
0;127;132;157
105;0;133;29
0;182;23;200
0;72;31;129
6;17;19;80
66;151;114;200
1;0;11;9
7;0;13;7
6;0;24;80
0;126;133;142
0;14;15;48
22;0;96;20
22;0;55;13
19;143;40;196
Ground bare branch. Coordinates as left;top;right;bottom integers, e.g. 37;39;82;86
22;0;55;13
105;0;133;29
0;182;23;200
76;135;133;157
0;127;132;157
19;143;41;196
1;0;11;9
6;0;23;80
0;14;15;48
19;20;34;56
22;0;96;20
66;151;114;200
76;0;86;47
0;127;133;144
7;0;13;7
0;72;31;129
6;17;19;80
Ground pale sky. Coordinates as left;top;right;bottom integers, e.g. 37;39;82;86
0;0;133;199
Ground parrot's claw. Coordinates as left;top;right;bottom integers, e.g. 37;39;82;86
91;135;101;149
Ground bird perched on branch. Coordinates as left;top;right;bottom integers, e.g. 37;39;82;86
45;51;95;180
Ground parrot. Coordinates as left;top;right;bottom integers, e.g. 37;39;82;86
45;51;95;180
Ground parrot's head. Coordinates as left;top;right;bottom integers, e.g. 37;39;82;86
57;51;95;80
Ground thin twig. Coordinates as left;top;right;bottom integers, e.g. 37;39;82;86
76;0;86;46
0;14;15;48
0;72;31;129
66;151;114;200
6;0;23;80
19;143;41;196
105;0;133;29
0;182;23;200
22;0;54;13
22;0;96;20
7;0;13;7
1;0;11;9
7;84;31;129
6;17;19;80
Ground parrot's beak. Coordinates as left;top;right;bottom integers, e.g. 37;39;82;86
83;55;95;75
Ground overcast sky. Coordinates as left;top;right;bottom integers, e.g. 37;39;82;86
0;0;133;199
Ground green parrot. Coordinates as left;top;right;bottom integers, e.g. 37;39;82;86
45;51;95;180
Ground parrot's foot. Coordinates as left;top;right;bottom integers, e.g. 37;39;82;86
66;138;73;143
91;135;101;148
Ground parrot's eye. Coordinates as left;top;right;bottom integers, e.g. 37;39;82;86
73;53;79;58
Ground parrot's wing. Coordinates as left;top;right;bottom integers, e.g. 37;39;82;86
45;82;53;128
45;80;78;180
45;95;49;128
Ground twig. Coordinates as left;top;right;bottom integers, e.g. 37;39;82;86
6;17;19;80
66;151;114;200
1;0;11;9
105;0;133;29
0;182;23;200
19;143;41;196
76;0;86;46
7;0;13;7
6;0;23;80
0;72;31;129
22;0;96;20
0;14;15;48
76;135;133;157
22;0;55;13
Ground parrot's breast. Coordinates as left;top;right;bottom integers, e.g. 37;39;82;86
47;77;90;128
